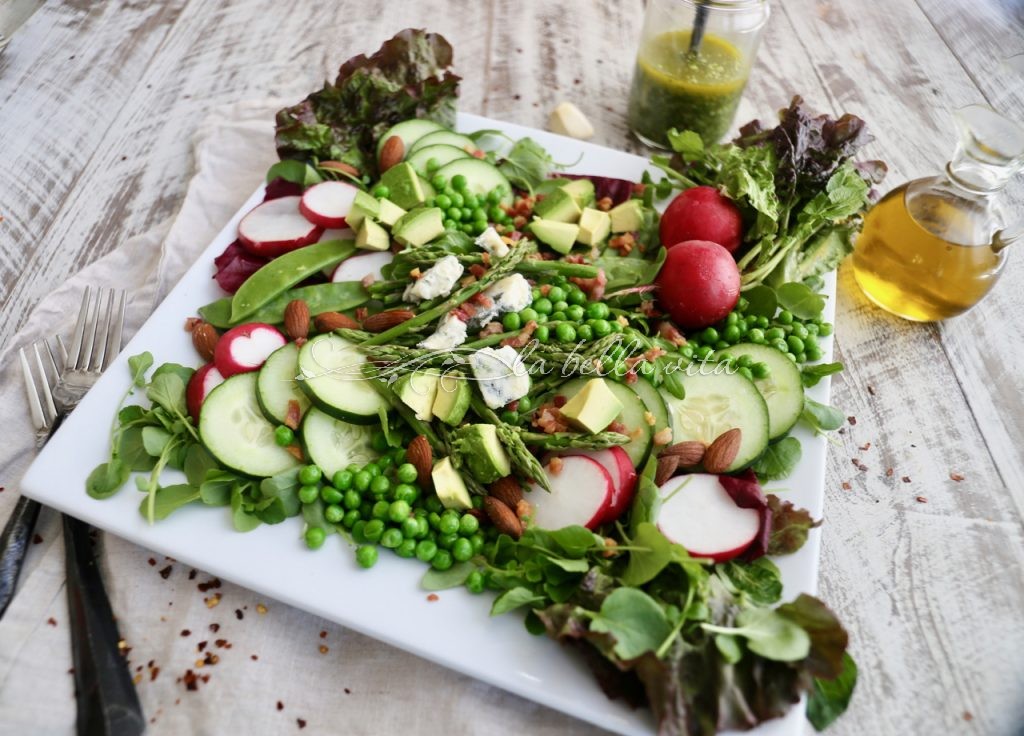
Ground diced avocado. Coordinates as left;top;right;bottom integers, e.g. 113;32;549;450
577;207;611;246
530;218;579;255
609;199;644;233
393;207;445;247
533;188;581;223
380;162;426;210
356;218;390;252
344;190;381;229
432;456;472;510
561;178;595;208
377;198;407;228
394;369;440;420
432;373;471;426
560;378;623;434
454;424;511;484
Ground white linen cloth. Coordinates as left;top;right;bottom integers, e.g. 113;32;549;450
0;101;604;736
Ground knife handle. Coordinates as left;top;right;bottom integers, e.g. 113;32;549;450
0;495;43;619
64;515;146;736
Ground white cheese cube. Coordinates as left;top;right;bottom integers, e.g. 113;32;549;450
469;346;531;409
475;227;510;260
403;255;464;303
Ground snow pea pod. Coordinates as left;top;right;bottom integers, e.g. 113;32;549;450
200;280;369;329
230;239;356;323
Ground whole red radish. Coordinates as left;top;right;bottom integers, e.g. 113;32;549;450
655;240;740;330
186;363;225;422
214;323;286;378
660;186;743;253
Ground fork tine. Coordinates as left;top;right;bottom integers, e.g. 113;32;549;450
80;288;101;371
55;334;69;370
91;289;114;373
103;290;127;370
19;347;46;431
42;339;61;382
33;341;58;424
68;286;91;370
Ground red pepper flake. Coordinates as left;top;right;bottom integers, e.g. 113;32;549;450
867;385;876;396
0;487;5;493
841;482;852;491
197;577;222;592
235;609;244;620
150;666;161;682
963;712;973;722
277;701;284;711
147;558;156;567
188;569;197;580
250;655;259;661
319;631;328;639
468;264;487;279
46;617;57;627
859;442;871;451
158;565;173;579
209;623;220;633
950;471;965;482
885;468;894;477
180;629;191;637
197;641;207;652
202;652;219;666
215;639;231;649
426;594;440;602
297;719;307;729
901;476;912;483
182;670;199;691
916;496;928;503
847;416;857;425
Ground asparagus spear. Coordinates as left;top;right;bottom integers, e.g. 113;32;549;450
518;431;631;450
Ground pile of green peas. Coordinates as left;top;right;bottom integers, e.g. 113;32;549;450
373;172;511;237
679;296;834;367
279;430;490;594
501;277;625;346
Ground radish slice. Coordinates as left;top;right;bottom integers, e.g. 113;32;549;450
186;363;225;422
238;196;323;257
528;455;614;531
299;181;360;229
214;323;287;378
551;446;636;525
656;473;760;562
332;251;394;284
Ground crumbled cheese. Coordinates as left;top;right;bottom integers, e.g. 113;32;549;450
475;227;510;259
403;255;464;302
469;346;531;409
417;313;468;351
471;273;533;328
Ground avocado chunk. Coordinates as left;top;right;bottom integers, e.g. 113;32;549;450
577;207;612;246
344;190;381;229
377;198;407;227
431;456;472;510
432;373;471;426
533;188;581;223
454;424;511;483
380;162;426;210
394;369;441;420
356;218;390;252
561;178;595;208
530;218;580;255
560;378;623;434
393;207;445;247
609;199;644;233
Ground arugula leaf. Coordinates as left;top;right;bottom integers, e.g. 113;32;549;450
491;587;546;616
146;374;188;418
589;588;673;660
141;426;172;457
127;352;153;388
776;282;826;320
184;444;219;487
548;526;602;558
266;160;321;187
498;137;555;194
621;522;673;586
802;397;845;433
231;485;262;533
802;362;844;387
259;468;302;518
666;129;704;161
141;483;201;521
86;460;130;500
807;652;858;731
422;562;476;591
767;495;821;556
117;427;157;472
751;437;802;481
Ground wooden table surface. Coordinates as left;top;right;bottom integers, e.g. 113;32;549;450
2;1;1023;734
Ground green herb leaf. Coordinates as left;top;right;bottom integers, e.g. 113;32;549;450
184;444;220;487
732;607;811;662
802;362;844;387
259;467;302;518
141;483;201;521
490;586;546;616
597;246;666;293
86;460;130;499
141;426;173;457
742;285;778;318
266;159;321;186
548;526;602;558
715;634;744;664
199;470;237;507
589;588;673;660
629;458;661;536
776;282;826;320
231;485;262;532
751;437;802;481
146;374;188;419
666;129;704;161
802;397;845;433
127;352;154;387
117;427;157;472
621;522;673;586
807;652;858;731
498;137;555;194
421;562;476;591
151;362;195;388
767;495;821;556
719;558;783;606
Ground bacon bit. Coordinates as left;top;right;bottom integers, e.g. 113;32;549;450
354;307;368;322
950;471;965;482
915;496;928;504
644;411;656;427
539;284;552;296
643;346;666;361
639;300;661;318
318;645;329;654
469;290;493;308
184;317;202;333
632;183;646;195
533;405;570;434
608;420;627;435
902;476;912;483
501;319;538;349
409;268;422;280
513;215;527;229
570;268;607;301
653;427;673;446
847;416;857;425
360;273;375;289
469;264;487;279
596;196;613;212
480;251;492;267
159;565;173;580
256;603;268;615
205;594;221;609
426;594;440;602
549;457;564;475
608;233;635;255
284;445;304;462
552;395;567;408
624;369;638;384
841;482;852;490
478;321;504;338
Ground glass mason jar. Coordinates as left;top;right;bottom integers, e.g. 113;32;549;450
627;0;770;148
853;105;1024;321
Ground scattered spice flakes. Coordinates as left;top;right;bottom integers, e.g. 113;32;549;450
46;617;57;626
235;609;244;621
205;593;222;608
319;630;327;639
859;442;871;451
182;670;199;691
847;416;857;425
277;701;284;711
158;565;173;580
902;476;912;484
197;577;222;592
318;645;329;655
841;482;851;491
963;711;973;722
344;688;351;695
297;719;307;729
250;655;259;661
209;623;220;633
133;674;143;685
150;666;161;682
916;496;928;504
867;385;876;396
180;629;191;637
256;603;268;615
886;467;894;477
32;533;43;544
426;594;439;602
197;641;207;652
188;569;198;580
214;639;231;649
950;471;965;482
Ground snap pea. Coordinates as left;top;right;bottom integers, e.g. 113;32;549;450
200;280;368;329
230;239;357;323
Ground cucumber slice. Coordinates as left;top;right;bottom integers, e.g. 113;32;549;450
723;343;804;439
629;377;670;435
256;343;311;425
434;159;513;205
375;119;445;159
199;373;300;477
557;377;653;468
297;334;387;424
406;144;471;177
661;370;770;472
300;407;379;478
409;130;477;155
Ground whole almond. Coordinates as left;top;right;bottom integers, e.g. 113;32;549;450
379;135;404;172
192;322;219;362
655;454;679;486
659;440;706;467
319;160;360;177
363;309;415;333
284;299;310;341
488;476;523;509
314;311;360;332
483;496;523;539
407;435;433;487
703;428;742;474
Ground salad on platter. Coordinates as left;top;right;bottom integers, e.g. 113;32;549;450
86;30;880;736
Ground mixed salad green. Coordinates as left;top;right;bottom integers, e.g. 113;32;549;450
86;30;882;736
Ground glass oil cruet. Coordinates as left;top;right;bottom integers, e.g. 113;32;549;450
853;104;1024;321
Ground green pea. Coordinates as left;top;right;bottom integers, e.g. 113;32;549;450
778;310;794;325
365;463;381;478
469;207;485;223
396;539;417;558
451;174;468;191
425;497;443;514
565;305;585;322
388;500;412;524
380;528;402;549
535;325;550;343
396;463;418;484
751;362;771;380
786;335;805;354
416;539;438;562
818;322;834;337
738;366;754;381
443;206;460;222
503;312;522;331
500;410;518;424
552;300;569;314
535;313;548;324
299;465;322;485
765;327;785;341
298;484;319;504
795;351;807;363
431;549;454;571
372;185;389;198
450;191;465;208
748;328;766;344
438;512;461;535
320;486;343;505
451;537;474;562
393;483;418;504
701;327;719;344
356;545;378;568
544;285;565;302
805;322;820;336
608;321;623;334
438;532;459;550
359;501;373;519
324;504;344;524
351;520;367;543
591;318;611;337
487;189;502;204
370;475;390;496
488;205;504;221
519;307;539;323
274;426;294;447
371;500;390;521
550;311;566;322
353;470;372;491
465;570;485;594
332;470;353;490
517;396;533;413
305;527;326;550
586;302;609;320
469;533;485;555
771;338;789;353
531;287;542;301
401;516;421;539
431;174;447;190
723;324;741;343
342;489;361;510
363;519;385;543
791;323;809;340
805;346;823;362
443;218;458;231
567;287;587;306
431;193;451;210
695;345;713;359
533;297;553;315
576;323;593;341
459;514;480;535
342;509;360;528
